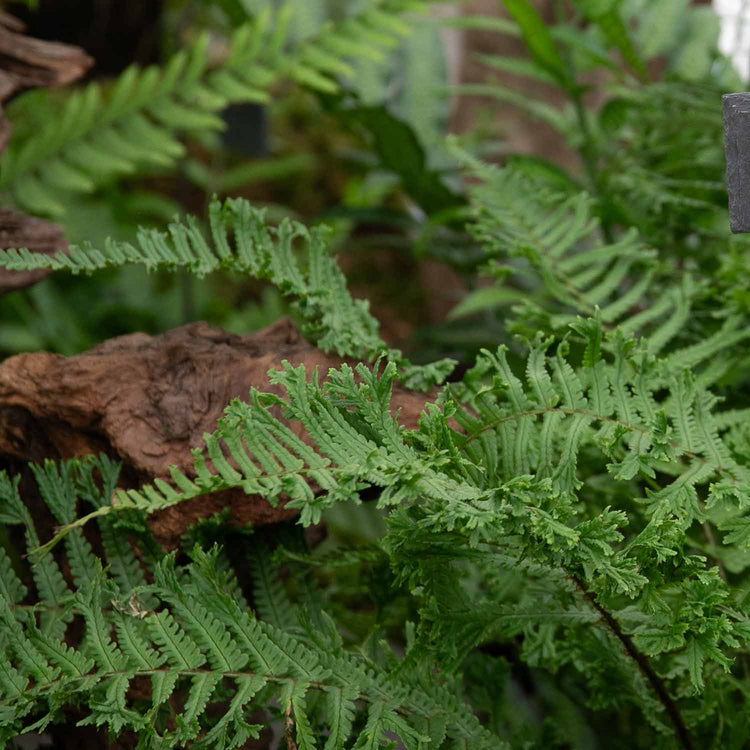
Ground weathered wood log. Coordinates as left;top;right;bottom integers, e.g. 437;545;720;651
0;318;432;546
0;13;92;293
0;207;68;293
0;12;92;151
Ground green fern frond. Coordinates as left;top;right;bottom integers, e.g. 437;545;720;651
249;543;299;632
35;315;746;576
34;358;474;559
0;195;455;385
0;527;510;748
454;149;750;377
460;155;669;328
0;196;384;359
0;0;432;218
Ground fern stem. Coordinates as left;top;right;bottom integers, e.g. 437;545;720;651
570;91;614;245
570;575;694;750
285;703;298;750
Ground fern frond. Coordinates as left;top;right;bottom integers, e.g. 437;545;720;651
0;473;73;640
461;154;683;333
0;0;432;218
455;148;750;378
249;543;298;632
0;196;384;358
0;532;511;747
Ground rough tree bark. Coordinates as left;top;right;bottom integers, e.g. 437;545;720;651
0;317;434;547
0;12;91;294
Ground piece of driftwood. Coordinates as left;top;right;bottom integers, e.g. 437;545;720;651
0;207;68;292
0;13;91;293
0;317;433;546
0;12;93;151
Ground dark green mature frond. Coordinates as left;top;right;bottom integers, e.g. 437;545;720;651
0;498;511;750
0;0;433;218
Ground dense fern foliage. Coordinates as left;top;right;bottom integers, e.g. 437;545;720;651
5;0;750;748
0;0;430;219
6;191;750;745
0;457;499;748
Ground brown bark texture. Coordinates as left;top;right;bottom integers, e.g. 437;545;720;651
0;317;432;546
0;13;91;293
0;12;92;151
0;207;68;293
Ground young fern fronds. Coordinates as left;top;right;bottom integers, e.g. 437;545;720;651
0;196;384;359
0;195;454;384
0;0;432;218
34;358;480;557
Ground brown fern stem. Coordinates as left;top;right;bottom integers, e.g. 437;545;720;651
571;575;694;750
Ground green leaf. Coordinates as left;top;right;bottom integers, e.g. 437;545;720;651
448;286;526;319
328;99;465;215
499;0;571;88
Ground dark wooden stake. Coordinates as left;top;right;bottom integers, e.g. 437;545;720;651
723;93;750;233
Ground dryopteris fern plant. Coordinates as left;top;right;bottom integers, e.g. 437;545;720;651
0;0;433;218
4;192;750;746
5;312;750;746
5;1;750;746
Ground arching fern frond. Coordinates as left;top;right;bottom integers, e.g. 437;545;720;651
0;195;455;385
454;149;750;375
0;493;510;750
0;196;384;359
0;0;433;218
36;318;749;571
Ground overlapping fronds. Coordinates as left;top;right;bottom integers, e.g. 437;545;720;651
0;459;505;748
10;316;750;743
459;156;691;337
34;316;750;584
454;153;750;380
0;0;432;218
